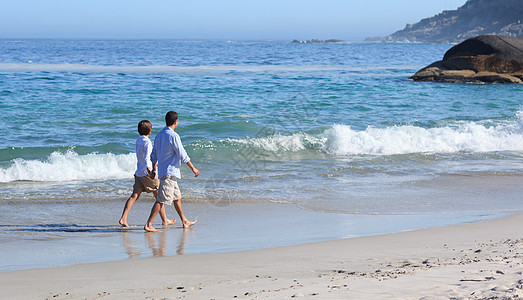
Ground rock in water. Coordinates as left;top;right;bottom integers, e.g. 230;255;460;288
410;35;523;84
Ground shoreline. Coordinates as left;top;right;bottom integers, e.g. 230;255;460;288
0;202;512;273
1;212;521;299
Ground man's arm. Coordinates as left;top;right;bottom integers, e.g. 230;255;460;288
186;161;199;177
150;141;157;165
171;134;190;164
171;133;197;176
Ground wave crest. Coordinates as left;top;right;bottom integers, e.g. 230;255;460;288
0;150;135;183
2;117;523;183
224;119;523;157
324;122;523;155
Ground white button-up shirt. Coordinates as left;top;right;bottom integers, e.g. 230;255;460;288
135;135;153;177
151;126;190;179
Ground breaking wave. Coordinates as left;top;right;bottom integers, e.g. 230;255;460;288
0;150;135;183
2;113;523;183
323;121;523;156
226;114;523;156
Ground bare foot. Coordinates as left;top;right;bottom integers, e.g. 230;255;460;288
144;224;159;232
183;219;197;228
119;219;128;227
163;219;176;226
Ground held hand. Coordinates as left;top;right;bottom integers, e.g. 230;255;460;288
149;170;156;179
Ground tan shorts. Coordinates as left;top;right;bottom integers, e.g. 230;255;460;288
133;174;159;193
156;176;182;205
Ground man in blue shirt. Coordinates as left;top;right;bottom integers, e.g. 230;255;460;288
119;120;174;228
144;111;199;232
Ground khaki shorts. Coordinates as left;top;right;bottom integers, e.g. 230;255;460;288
133;174;159;193
157;176;182;205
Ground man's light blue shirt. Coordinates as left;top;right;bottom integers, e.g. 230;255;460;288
151;126;190;179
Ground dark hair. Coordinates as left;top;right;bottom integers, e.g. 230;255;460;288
165;111;178;126
138;120;152;136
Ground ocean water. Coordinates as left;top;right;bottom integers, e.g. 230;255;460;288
1;40;522;270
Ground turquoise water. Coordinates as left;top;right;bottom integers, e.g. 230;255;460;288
0;40;522;270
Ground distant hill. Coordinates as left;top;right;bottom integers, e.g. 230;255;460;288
368;0;523;43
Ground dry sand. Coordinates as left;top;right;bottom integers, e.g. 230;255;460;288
1;213;522;299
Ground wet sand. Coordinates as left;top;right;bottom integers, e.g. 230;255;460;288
1;212;521;299
0;202;504;272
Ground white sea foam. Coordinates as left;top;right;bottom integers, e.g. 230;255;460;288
237;132;324;152
0;150;135;183
233;117;523;156
324;122;523;155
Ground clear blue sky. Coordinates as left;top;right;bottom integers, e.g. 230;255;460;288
1;0;466;40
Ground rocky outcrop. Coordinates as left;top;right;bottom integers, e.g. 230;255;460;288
410;35;523;84
372;0;523;44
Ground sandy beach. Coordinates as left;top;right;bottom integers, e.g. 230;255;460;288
0;213;521;299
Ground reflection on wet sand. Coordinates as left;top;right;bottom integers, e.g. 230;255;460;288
146;230;167;256
121;227;193;258
176;228;193;255
120;230;139;259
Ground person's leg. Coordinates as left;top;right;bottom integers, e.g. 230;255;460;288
173;199;196;228
119;190;142;227
144;202;163;232
154;190;175;225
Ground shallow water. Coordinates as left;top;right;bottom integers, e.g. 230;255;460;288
0;202;512;272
